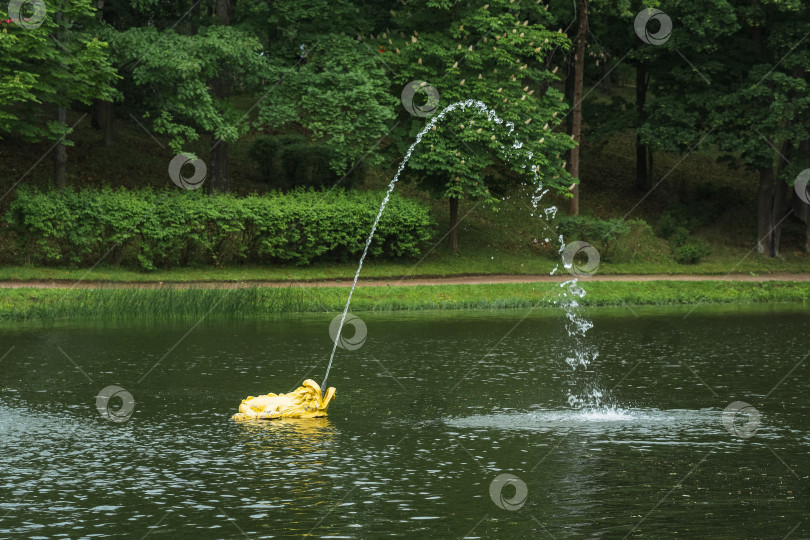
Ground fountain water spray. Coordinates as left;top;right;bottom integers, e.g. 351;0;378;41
321;100;599;406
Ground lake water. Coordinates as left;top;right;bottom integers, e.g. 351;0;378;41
1;304;808;538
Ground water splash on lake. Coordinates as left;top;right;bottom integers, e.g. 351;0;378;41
322;99;603;410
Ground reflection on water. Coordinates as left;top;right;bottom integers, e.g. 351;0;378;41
235;417;338;480
233;418;339;518
0;305;807;538
235;416;337;446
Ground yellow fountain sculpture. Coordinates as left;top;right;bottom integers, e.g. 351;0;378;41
231;379;336;420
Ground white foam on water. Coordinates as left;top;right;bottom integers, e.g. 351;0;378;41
443;407;766;443
573;407;638;422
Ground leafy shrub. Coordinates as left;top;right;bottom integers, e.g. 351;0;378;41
667;225;710;264
556;215;631;261
656;182;730;265
249;134;365;190
664;224;711;264
656;210;686;239
7;188;435;269
611;219;669;263
668;226;691;248
671;239;711;264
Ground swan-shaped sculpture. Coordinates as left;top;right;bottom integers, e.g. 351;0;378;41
231;379;336;420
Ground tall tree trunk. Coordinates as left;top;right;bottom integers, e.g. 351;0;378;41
568;0;587;216
563;49;575;170
91;0;103;131
756;167;774;254
92;100;114;146
635;62;649;190
800;139;810;252
91;101;101;129
209;137;230;193
53;9;67;188
601;54;612;93
771;174;787;257
102;100;113;146
751;6;775;256
190;0;201;35
448;197;459;252
208;0;231;192
54;106;67;188
214;0;230;25
799;69;810;252
805;194;810;253
770;141;792;257
90;0;114;146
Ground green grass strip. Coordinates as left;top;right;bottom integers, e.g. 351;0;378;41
0;281;808;322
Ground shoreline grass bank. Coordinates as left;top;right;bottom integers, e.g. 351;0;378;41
1;280;807;322
2;254;810;283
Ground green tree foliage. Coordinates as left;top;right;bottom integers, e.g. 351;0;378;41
709;1;810;256
238;0;374;55
580;0;654;190
636;0;810;255
255;34;398;176
0;0;117;185
4;0;810;265
637;0;738;154
377;0;576;250
107;24;268;157
242;0;398;177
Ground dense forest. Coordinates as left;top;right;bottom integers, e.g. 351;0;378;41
2;0;809;266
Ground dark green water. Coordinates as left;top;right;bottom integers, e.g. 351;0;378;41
1;304;808;538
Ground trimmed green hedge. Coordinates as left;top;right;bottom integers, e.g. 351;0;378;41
6;188;435;269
